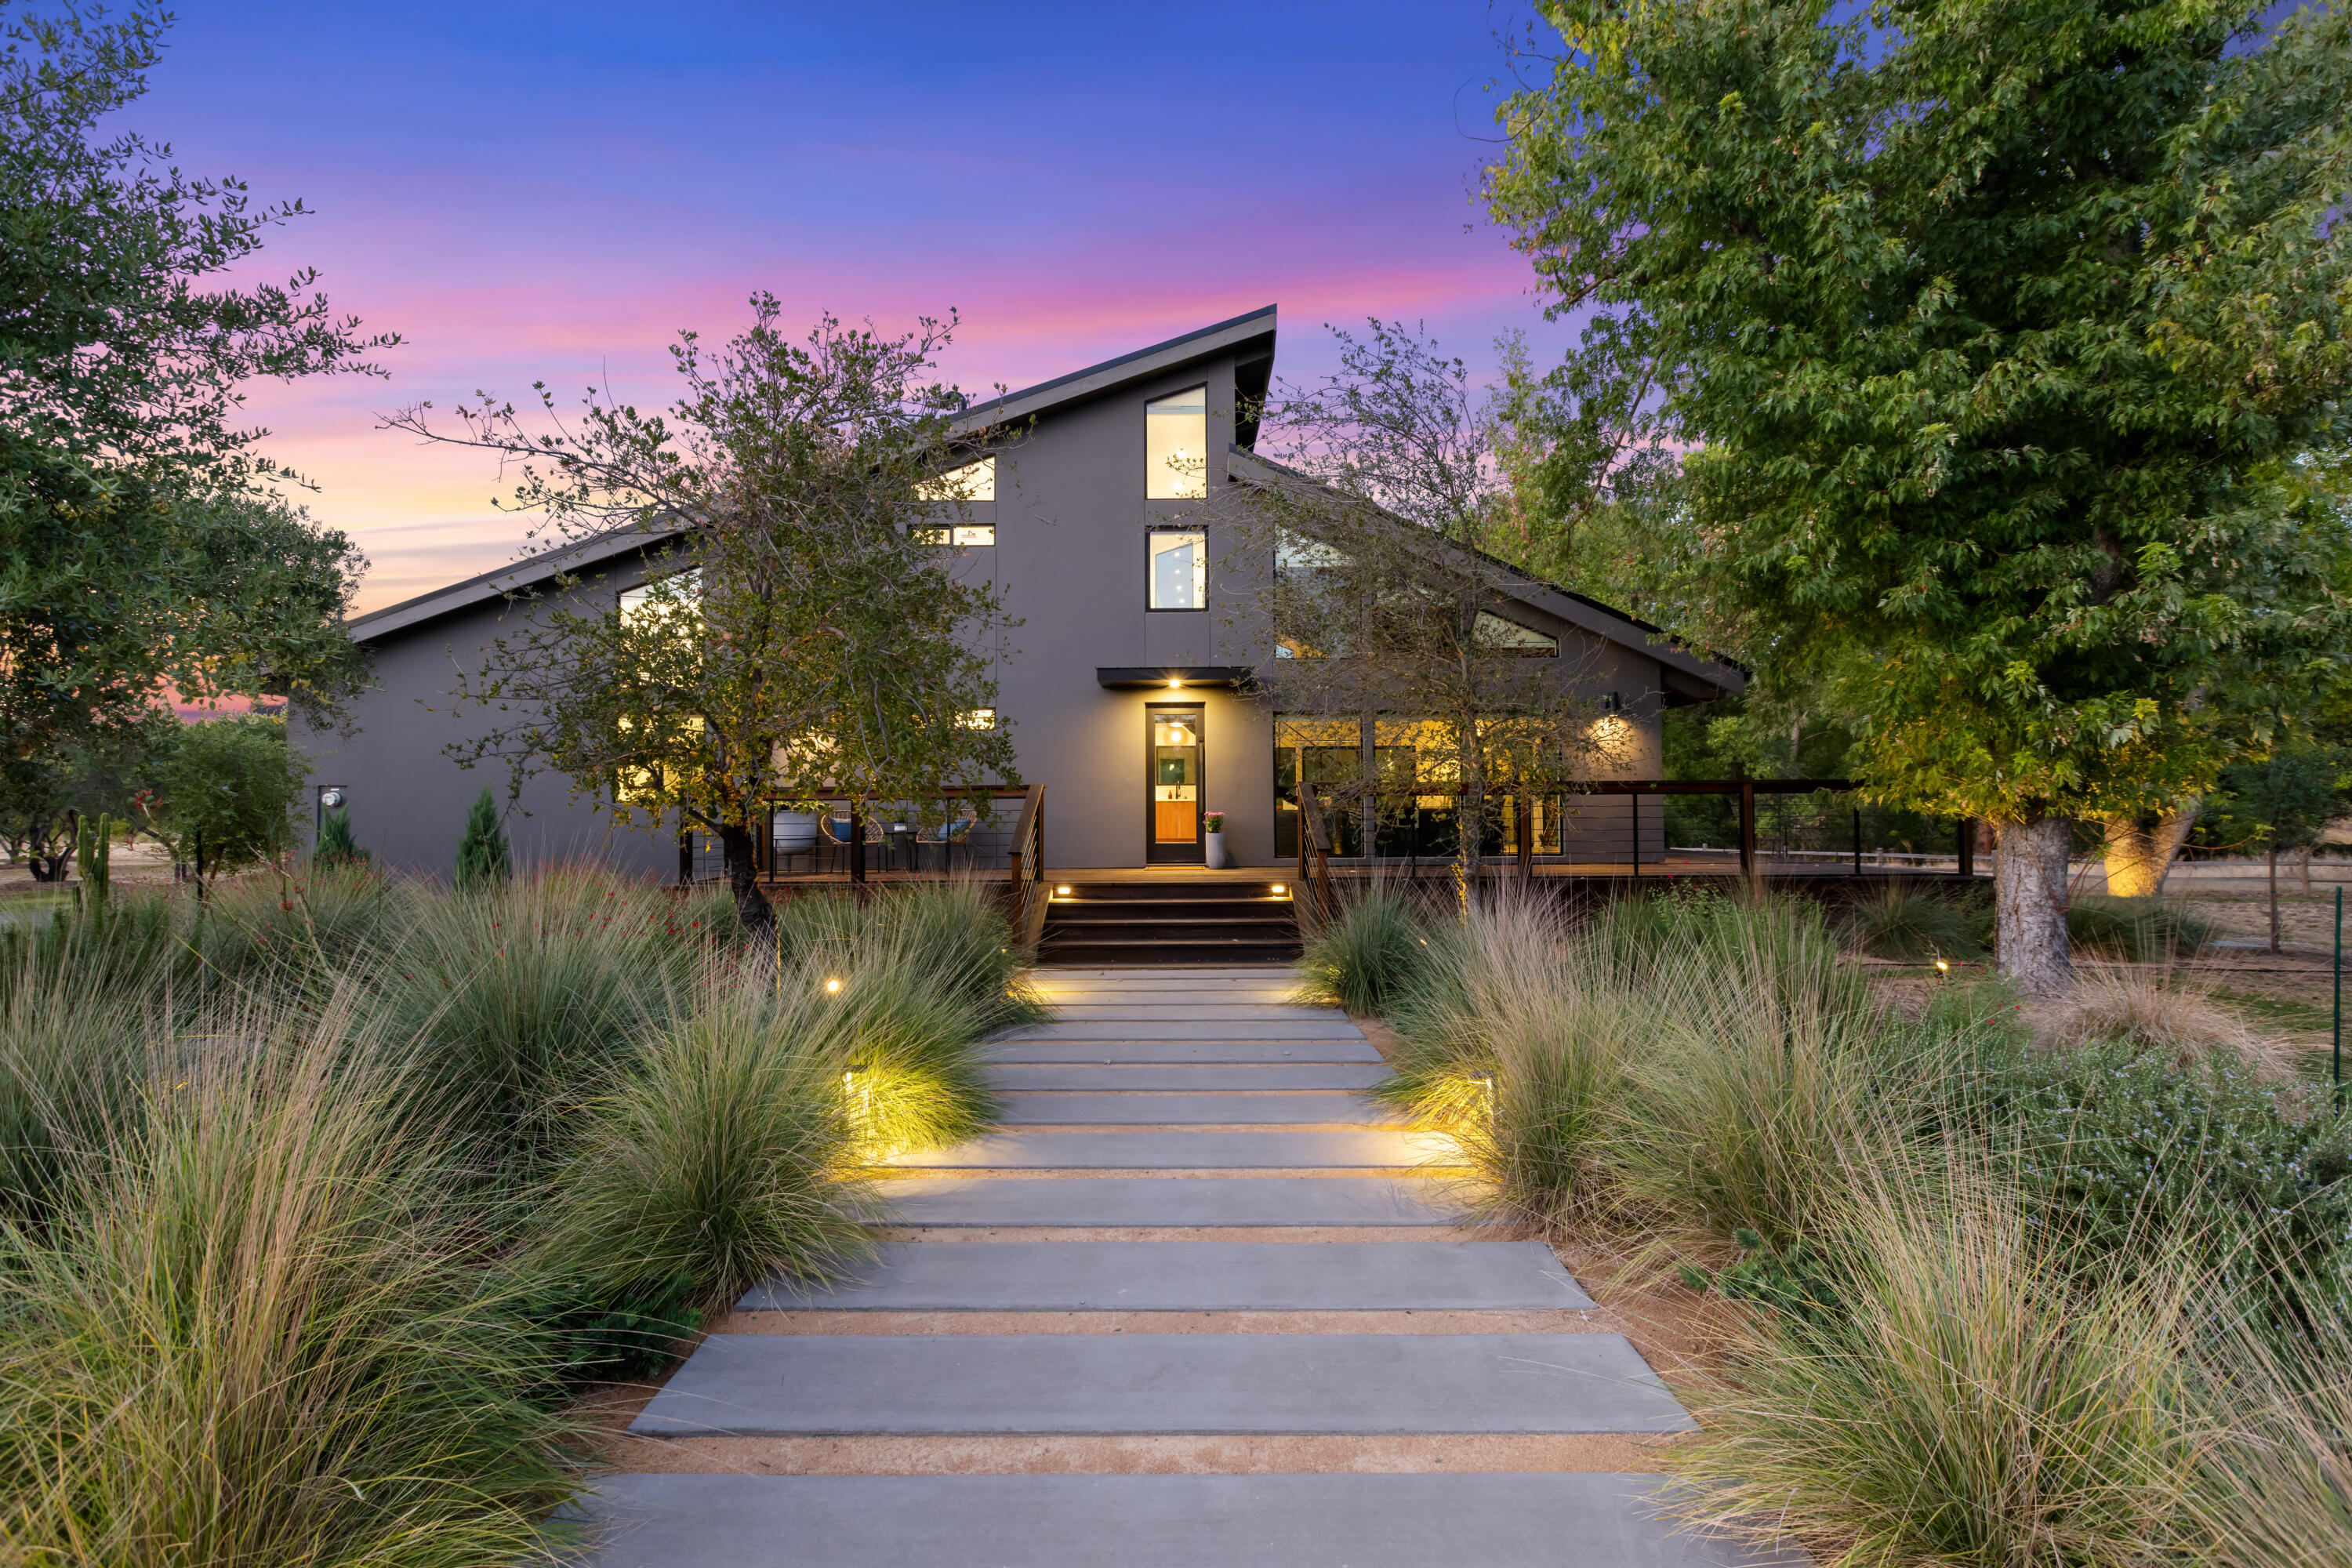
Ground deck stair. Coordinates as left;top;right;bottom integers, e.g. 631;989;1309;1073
1036;877;1301;965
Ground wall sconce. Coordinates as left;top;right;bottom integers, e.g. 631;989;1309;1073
1167;677;1182;690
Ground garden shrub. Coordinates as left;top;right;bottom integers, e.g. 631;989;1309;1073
1297;883;1429;1014
1838;880;1984;961
0;987;575;1566
2067;895;2217;962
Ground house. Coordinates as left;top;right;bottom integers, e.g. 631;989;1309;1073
299;306;1742;881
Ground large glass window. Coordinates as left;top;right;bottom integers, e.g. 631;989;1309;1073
1272;715;1364;859
1146;386;1207;499
1149;529;1207;609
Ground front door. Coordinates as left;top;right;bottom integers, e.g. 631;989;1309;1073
1146;705;1204;864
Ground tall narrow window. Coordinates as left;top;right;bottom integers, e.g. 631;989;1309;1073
1149;529;1207;610
1146;386;1207;498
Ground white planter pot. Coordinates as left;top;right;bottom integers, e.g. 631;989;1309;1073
1204;831;1229;870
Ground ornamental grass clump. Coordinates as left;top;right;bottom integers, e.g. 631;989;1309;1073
1296;882;1431;1015
534;967;878;1313
0;985;576;1566
378;868;686;1161
1672;1155;2202;1568
2066;895;2217;963
0;942;151;1223
1838;879;1985;962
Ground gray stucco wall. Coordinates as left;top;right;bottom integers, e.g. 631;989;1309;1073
293;563;677;881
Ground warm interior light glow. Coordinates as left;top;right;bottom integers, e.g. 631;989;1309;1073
825;977;842;994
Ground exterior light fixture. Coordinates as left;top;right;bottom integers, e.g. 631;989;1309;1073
1271;884;1287;895
1167;677;1182;690
825;977;842;994
1935;959;1951;975
1055;884;1073;896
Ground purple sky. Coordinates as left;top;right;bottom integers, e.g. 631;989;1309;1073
128;2;1568;609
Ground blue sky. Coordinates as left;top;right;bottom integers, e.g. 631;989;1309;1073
127;2;1563;607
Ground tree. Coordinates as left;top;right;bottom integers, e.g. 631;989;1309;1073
383;299;1019;937
1486;0;2352;992
2;2;386;775
2201;742;2347;951
136;715;305;890
0;710;166;880
1223;321;1617;912
454;788;510;890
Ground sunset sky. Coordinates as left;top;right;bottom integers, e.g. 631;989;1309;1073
129;2;1573;612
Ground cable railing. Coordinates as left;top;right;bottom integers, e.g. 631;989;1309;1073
679;785;1042;887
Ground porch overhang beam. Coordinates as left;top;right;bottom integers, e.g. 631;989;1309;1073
1095;666;1254;691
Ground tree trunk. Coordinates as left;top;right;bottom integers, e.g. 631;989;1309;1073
1453;730;1486;917
719;819;776;941
2100;804;2199;898
2270;841;2281;954
1994;815;2073;996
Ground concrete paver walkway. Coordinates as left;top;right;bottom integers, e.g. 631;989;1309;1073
575;966;1795;1566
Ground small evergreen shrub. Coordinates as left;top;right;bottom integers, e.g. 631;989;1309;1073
314;804;370;868
454;787;512;890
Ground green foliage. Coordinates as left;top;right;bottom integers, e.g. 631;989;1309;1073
2199;742;2350;858
1841;881;1985;962
535;977;878;1311
453;786;510;889
0;991;577;1566
0;713;165;880
2;5;383;765
2002;1039;2352;1338
385;299;1018;935
314;803;368;868
1296;884;1430;1014
136;714;306;882
2065;896;2217;962
1682;1227;1847;1331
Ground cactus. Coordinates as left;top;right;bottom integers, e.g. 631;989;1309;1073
74;813;115;906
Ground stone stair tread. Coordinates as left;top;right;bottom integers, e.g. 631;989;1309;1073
1047;1004;1343;1021
988;1063;1389;1091
884;1128;1444;1170
880;1175;1464;1226
986;1039;1385;1065
995;1091;1397;1126
742;1240;1594;1311
629;1332;1693;1436
572;1473;1802;1568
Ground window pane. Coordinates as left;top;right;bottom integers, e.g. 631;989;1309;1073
1473;610;1559;655
951;525;995;546
1146;386;1207;499
916;456;995;502
1149;530;1207;609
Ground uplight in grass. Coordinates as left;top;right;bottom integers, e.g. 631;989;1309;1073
825;977;841;994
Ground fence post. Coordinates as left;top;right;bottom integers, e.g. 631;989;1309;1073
1737;782;1757;886
850;807;866;885
1853;806;1863;877
1630;791;1640;879
1956;817;1975;880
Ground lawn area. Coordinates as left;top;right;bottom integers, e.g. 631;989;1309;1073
0;868;1029;1563
1307;883;2352;1568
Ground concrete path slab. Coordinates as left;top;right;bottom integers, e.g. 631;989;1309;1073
632;1332;1692;1436
742;1240;1595;1312
985;1038;1385;1065
1048;1004;1348;1022
994;1092;1395;1127
985;1063;1390;1091
996;1020;1368;1041
573;1472;1806;1568
885;1128;1446;1170
880;1175;1465;1227
1036;966;1296;978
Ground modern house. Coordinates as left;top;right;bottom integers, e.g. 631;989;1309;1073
300;307;1742;891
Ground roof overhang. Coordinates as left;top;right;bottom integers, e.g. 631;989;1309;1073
954;307;1277;437
1098;666;1254;691
346;523;690;644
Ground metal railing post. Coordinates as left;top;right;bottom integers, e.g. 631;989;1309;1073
1737;782;1757;885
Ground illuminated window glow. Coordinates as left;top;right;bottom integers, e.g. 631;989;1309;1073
916;456;995;502
1473;611;1559;655
1149;530;1207;609
1146;387;1207;499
